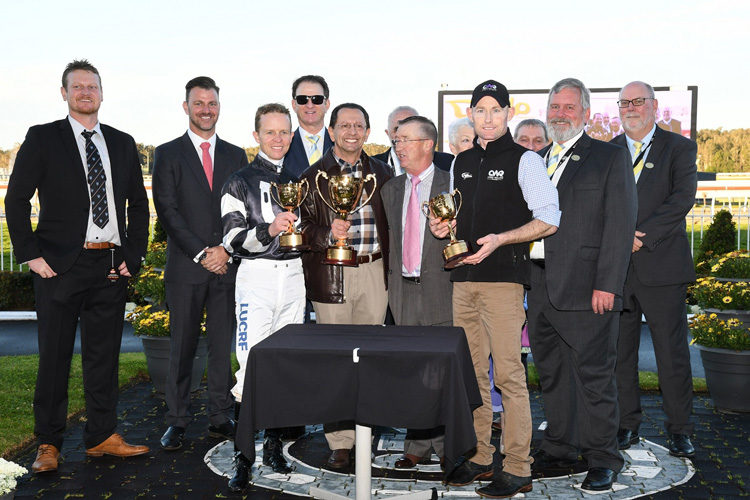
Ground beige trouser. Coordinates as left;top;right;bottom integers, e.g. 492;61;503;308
313;258;388;450
453;281;532;477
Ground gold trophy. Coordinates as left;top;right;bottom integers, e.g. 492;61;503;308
269;179;309;251
422;189;473;269
315;171;377;266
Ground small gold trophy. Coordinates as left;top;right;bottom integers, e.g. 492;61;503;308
269;179;309;251
422;189;473;269
315;171;377;266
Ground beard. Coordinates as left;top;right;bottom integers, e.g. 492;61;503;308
621;113;652;134
547;118;585;144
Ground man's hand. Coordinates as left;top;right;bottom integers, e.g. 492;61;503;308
270;212;298;238
462;233;502;265
591;289;615;314
632;231;646;253
331;218;351;241
428;216;454;239
118;261;132;277
28;257;57;278
202;246;229;275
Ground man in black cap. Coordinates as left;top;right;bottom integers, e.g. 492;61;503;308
430;80;560;497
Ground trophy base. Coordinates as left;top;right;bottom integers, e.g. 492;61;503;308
279;233;309;252
444;240;473;269
323;246;358;266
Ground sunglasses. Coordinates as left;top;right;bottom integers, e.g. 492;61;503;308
295;95;326;105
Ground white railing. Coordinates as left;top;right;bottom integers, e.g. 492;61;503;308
688;200;750;256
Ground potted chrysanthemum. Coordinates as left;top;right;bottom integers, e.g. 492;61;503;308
0;458;27;499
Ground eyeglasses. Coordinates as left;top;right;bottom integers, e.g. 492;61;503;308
391;138;430;146
295;95;326;105
617;97;653;108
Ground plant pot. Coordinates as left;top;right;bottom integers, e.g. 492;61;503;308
697;345;750;412
140;335;207;393
703;308;750;329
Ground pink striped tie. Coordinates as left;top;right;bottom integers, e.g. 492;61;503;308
403;176;421;274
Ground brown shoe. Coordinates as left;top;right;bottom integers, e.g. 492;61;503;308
395;453;430;469
326;448;351;469
32;444;60;473
86;433;150;457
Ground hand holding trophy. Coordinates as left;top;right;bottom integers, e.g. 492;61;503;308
315;170;377;266
423;189;473;268
269;179;309;251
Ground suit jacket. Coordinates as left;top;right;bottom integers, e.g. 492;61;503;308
539;134;637;311
285;127;334;180
5;118;149;275
657;118;682;134
152;133;247;285
381;167;453;326
373;148;454;173
611;127;697;286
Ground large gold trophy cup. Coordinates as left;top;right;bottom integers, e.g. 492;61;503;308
422;189;473;269
269;179;309;251
315;171;377;266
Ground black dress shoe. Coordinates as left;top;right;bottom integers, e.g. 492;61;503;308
530;449;577;470
581;467;616;491
476;470;532;498
263;436;292;473
208;419;236;439
668;434;695;458
160;426;185;451
445;458;493;486
327;449;351;469
617;428;639;450
228;453;252;492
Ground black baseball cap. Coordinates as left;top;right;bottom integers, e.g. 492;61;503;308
470;80;511;108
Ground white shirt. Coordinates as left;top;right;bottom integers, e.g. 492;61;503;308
299;126;326;161
68;115;121;246
187;128;216;168
624;124;657;183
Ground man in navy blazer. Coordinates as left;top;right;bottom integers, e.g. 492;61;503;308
284;75;333;179
613;81;697;459
527;78;637;492
5;59;150;473
152;76;247;451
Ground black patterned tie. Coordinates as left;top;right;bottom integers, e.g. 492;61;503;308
81;130;109;228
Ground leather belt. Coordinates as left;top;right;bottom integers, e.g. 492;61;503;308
356;251;382;265
84;241;116;250
402;275;421;284
531;259;545;270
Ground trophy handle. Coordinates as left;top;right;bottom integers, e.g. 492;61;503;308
451;188;463;218
421;201;431;219
298;178;309;206
269;182;283;208
350;173;378;215
315;170;338;214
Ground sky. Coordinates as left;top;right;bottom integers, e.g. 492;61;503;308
1;0;748;151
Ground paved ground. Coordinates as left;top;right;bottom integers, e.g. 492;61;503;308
8;379;750;499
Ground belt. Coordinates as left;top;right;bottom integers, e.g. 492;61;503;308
531;259;545;269
402;275;421;284
356;251;382;265
84;241;116;250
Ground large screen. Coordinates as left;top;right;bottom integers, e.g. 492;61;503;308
437;86;698;152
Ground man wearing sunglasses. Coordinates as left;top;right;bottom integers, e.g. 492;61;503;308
612;81;697;460
285;75;333;179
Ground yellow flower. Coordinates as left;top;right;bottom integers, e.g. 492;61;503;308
723;296;733;304
710;313;718;319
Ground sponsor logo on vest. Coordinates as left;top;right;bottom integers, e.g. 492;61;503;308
487;170;505;181
461;172;472;180
238;303;249;351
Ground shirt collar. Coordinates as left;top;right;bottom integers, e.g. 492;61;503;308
625;124;657;151
187;128;217;150
68;115;102;137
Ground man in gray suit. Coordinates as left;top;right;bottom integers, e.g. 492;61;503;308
381;116;453;469
527;78;637;492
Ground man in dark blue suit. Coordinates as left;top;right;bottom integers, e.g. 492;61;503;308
5;59;150;473
284;75;333;179
613;81;697;459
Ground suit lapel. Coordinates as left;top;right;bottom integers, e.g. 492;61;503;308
392;175;406;260
100;124;126;206
634;128;664;190
180;133;212;195
59;119;88;187
555;134;590;195
213;137;237;196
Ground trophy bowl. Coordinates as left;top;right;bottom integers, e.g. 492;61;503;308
315;170;377;266
270;179;309;251
422;189;473;269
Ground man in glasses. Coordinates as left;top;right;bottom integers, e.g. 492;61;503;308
373;106;453;175
613;81;697;460
526;78;636;492
299;103;392;470
285;75;333;179
657;106;682;134
429;80;560;497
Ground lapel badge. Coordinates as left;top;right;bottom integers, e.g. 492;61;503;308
571;155;580;161
645;162;654;169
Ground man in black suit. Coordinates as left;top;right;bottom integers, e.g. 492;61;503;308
152;76;247;451
613;81;697;458
373;106;453;174
285;75;333;179
527;78;637;492
5;59;150;473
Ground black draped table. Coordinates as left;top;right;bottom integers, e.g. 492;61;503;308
235;323;481;495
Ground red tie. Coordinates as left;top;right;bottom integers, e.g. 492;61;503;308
200;142;213;190
403;176;421;274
